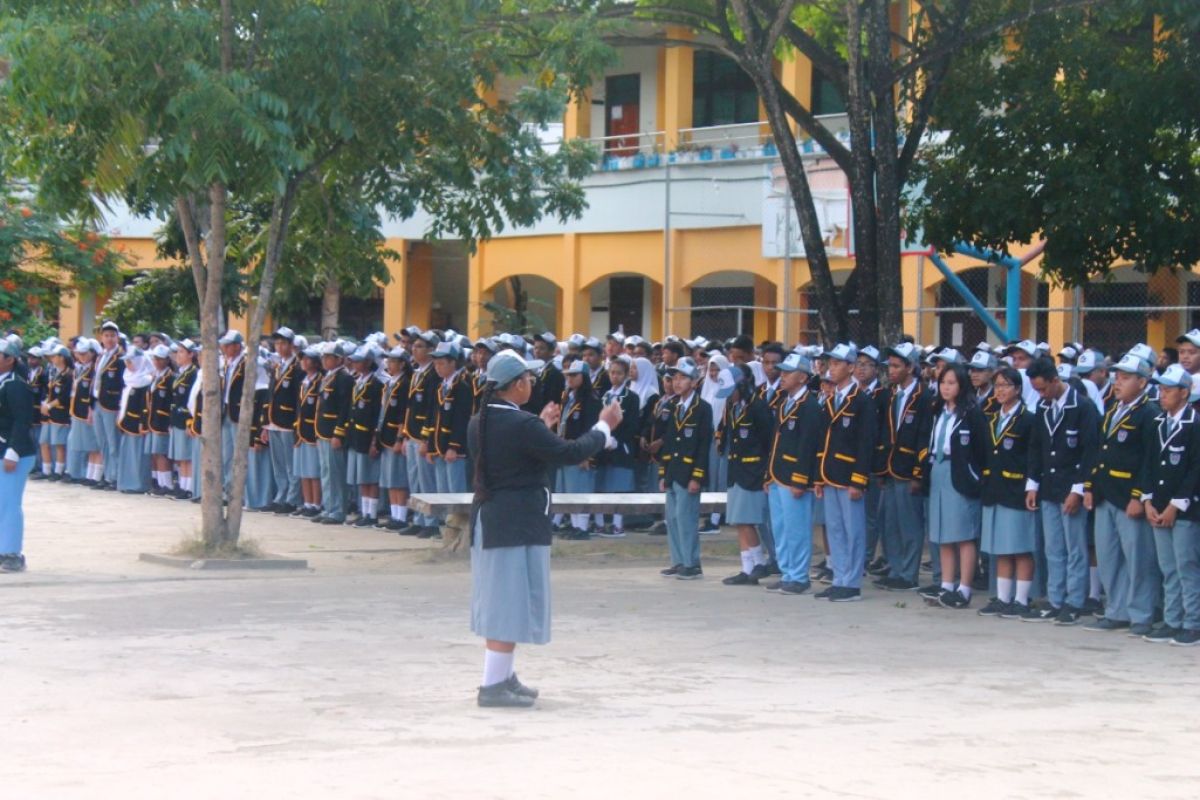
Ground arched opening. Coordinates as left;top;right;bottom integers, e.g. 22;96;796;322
686;270;777;343
583;272;662;339
486;274;561;335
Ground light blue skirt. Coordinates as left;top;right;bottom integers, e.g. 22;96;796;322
727;483;768;525
561;464;595;493
246;447;275;509
470;516;551;645
981;503;1036;556
928;458;981;544
147;432;171;456
68;417;98;452
117;434;150;492
168;427;195;462
40;423;70;446
601;465;635;492
347;450;381;485
707;440;729;491
293;442;320;479
379;448;408;489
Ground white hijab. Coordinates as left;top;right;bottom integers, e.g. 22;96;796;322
702;354;731;424
629;357;659;411
119;353;156;419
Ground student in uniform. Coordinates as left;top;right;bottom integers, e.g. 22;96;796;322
39;344;73;481
627;355;662;532
760;352;822;594
314;342;355;525
921;362;989;608
217;330;247;495
968;351;999;414
1139;364;1200;646
0;338;36;573
658;357;712;580
1025;356;1100;625
115;348;154;494
344;347;384;527
264;327;301;515
92;321;125;489
855;345;888;574
699;353;730;533
467;350;621;708
244;350;275;511
426;341;473;535
1082;351;1161;634
403;331;439;536
471;339;498;415
557;360;601;539
144;344;175;496
67;338;100;484
26;347;47;477
523;333;565;416
594;355;641;539
977;367;1040;618
719;364;774;586
814;343;877;602
168;341;200;500
581;338;612;398
375;347;411;531
292;345;324;518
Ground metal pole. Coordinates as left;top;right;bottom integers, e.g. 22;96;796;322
737;307;744;335
662;163;672;337
782;171;793;345
915;254;924;343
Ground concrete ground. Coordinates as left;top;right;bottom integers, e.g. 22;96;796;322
3;481;1200;799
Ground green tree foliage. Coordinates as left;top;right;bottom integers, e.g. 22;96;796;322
912;0;1200;286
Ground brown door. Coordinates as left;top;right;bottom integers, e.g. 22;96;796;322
609;277;644;336
605;74;640;156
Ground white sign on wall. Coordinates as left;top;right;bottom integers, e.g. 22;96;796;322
761;161;850;258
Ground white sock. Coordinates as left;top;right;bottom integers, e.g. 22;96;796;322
997;577;1015;603
182;476;193;492
397;505;409;522
86;463;98;481
1016;580;1032;606
41;463;52;476
390;504;401;520
958;584;972;600
740;550;753;575
552;514;563;525
941;581;955;592
306;503;318;511
748;545;766;567
482;649;515;687
55;462;65;475
612;513;623;531
571;513;588;530
711;512;721;526
366;497;377;517
594;513;605;528
1089;566;1101;600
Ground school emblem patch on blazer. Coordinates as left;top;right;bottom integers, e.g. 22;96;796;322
1117;430;1128;442
1003;437;1014;450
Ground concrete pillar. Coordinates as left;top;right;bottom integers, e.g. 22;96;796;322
1146;269;1182;352
468;245;486;337
381;240;407;338
406;243;433;330
649;280;663;342
777;54;813;137
1046;284;1073;354
661;29;694;150
564;91;591;141
58;289;85;340
664;229;688;337
753;275;775;342
558;233;589;337
903;255;925;343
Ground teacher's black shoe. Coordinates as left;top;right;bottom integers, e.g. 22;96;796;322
477;681;535;708
829;587;862;603
660;564;682;577
0;554;27;573
676;566;703;580
722;571;756;586
506;673;539;699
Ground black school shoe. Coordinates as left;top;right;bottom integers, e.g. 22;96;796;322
815;566;834;585
814;586;835;600
562;528;591;541
723;572;756;586
977;598;1008;617
1128;623;1154;637
939;590;971;610
0;554;27;573
1020;605;1061;623
1054;607;1082;626
866;558;890;577
1170;629;1200;647
477;681;535;708
675;566;703;580
660;564;683;577
353;516;377;528
1084;617;1130;632
874;576;918;592
916;584;944;600
779;581;811;595
1144;626;1181;643
829;586;862;603
506;673;538;699
274;503;296;516
416;526;440;539
1001;601;1032;620
1082;597;1104;617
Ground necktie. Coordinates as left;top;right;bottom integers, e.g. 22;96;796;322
936;412;952;461
1167;416;1178;439
1109;404;1128;435
893;389;904;428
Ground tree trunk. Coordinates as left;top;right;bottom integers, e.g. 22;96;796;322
843;0;880;345
866;0;904;345
507;276;527;333
321;277;340;340
200;181;231;549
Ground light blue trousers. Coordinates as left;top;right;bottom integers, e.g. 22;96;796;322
865;477;883;566
220;418;236;494
1094;499;1160;625
318;439;348;522
0;455;35;555
882;477;926;583
246;446;275;509
434;456;469;494
768;483;813;584
824;486;866;589
405;438;435;527
268;429;301;507
94;407;121;481
1154;519;1200;631
665;482;701;568
1041;501;1090;610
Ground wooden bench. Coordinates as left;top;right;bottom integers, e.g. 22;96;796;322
409;492;729;551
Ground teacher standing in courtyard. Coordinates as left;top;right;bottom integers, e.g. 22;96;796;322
468;350;622;708
0;337;36;573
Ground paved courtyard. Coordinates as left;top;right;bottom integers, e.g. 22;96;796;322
3;481;1199;799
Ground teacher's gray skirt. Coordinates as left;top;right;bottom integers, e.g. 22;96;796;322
379;448;408;489
981;504;1036;556
40;423;69;446
168;427;196;462
346;450;380;485
928;459;981;544
68;417;98;453
471;516;551;645
293;442;320;479
147;432;171;456
727;483;768;525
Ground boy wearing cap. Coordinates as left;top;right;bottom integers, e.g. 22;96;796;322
855;345;889;574
26;348;47;478
314;344;355;525
1176;329;1200;376
523;333;564;416
218;330;247;495
814;343;877;601
1139;364;1200;645
968;351;999;415
426;342;474;535
264;328;302;514
292;346;325;517
346;349;384;527
761;353;823;594
39;346;73;481
402;332;440;535
1024;357;1100;624
581;339;612;398
375;347;411;531
472;340;498;415
92;321;125;489
1082;352;1161;634
874;343;933;592
659;358;712;579
0;338;36;572
168;343;200;499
